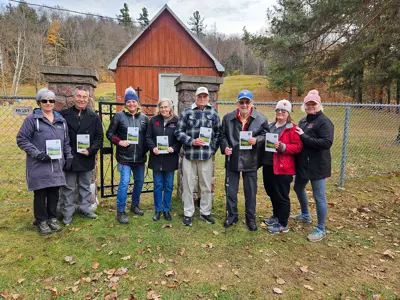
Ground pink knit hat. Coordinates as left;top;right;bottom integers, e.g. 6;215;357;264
304;90;321;104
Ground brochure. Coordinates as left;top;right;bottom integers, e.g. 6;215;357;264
265;133;278;153
77;134;90;153
199;127;212;147
127;127;139;144
240;131;253;150
156;136;169;154
46;139;62;159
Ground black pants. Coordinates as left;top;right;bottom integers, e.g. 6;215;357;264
262;165;293;227
33;187;60;223
226;170;257;220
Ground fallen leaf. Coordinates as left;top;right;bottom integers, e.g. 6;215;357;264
17;254;23;260
162;224;172;229
115;267;128;276
276;278;285;285
71;286;79;293
17;279;25;284
121;255;132;261
220;285;228;291
82;277;91;283
137;239;142;243
92;262;99;270
146;288;161;300
201;243;213;249
12;294;20;300
109;276;120;283
295;261;301;267
178;248;185;256
213;231;219;235
273;287;283;294
373;294;382;300
104;269;116;276
157;258;165;264
303;285;314;291
300;266;309;273
383;250;395;259
165;270;176;277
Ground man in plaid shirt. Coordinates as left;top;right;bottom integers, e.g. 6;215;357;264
175;87;221;227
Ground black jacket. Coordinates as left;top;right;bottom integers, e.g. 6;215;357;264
106;109;149;164
145;115;181;171
61;106;103;172
295;111;334;180
220;108;267;172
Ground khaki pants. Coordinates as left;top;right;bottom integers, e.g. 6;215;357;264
182;157;213;217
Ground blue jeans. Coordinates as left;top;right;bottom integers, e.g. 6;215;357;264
294;177;327;230
153;170;174;212
116;163;145;212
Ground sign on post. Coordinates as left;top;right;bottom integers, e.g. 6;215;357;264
12;106;32;116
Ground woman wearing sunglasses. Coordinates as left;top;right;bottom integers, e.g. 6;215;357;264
262;100;302;234
17;88;73;235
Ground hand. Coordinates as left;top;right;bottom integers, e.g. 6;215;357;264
118;140;130;147
79;149;89;156
248;137;256;145
153;147;159;155
63;158;73;171
274;142;280;149
295;127;304;135
37;152;51;162
192;138;205;146
167;147;174;153
224;147;232;156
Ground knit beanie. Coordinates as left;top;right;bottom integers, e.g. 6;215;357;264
124;86;139;104
304;89;321;104
36;88;56;105
275;99;292;112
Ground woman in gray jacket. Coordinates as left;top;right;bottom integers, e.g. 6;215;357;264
17;88;73;235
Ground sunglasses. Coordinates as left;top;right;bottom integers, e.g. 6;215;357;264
40;99;55;104
275;109;288;113
239;100;251;105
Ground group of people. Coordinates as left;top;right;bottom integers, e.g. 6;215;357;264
17;84;334;242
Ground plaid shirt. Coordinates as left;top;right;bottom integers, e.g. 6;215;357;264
175;102;220;160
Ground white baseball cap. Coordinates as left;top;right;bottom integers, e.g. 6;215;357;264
196;87;209;96
275;99;292;112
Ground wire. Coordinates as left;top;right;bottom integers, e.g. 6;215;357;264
8;0;137;23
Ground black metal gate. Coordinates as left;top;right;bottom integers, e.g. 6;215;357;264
98;96;157;198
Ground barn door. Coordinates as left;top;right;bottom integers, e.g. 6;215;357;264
158;73;180;114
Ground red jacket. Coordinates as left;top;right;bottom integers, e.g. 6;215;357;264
273;123;302;175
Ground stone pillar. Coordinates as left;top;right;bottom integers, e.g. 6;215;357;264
41;66;99;111
174;75;224;200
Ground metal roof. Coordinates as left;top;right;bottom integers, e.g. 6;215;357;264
108;4;225;73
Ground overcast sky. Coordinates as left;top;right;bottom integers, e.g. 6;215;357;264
0;0;277;35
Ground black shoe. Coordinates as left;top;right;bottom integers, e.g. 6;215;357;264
200;214;215;224
131;206;144;216
163;211;172;221
153;211;161;221
117;211;129;224
182;216;192;226
47;218;62;232
37;221;52;236
223;216;238;228
247;220;258;231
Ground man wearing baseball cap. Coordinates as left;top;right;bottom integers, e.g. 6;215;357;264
220;89;267;231
175;86;221;227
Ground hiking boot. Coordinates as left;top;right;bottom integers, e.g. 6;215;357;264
182;216;192;227
37;221;52;236
163;211;172;221
117;211;129;224
291;213;312;224
62;217;72;227
80;211;98;219
200;214;215;224
263;216;279;226
223;216;238;228
152;211;161;221
246;219;258;231
131;205;144;216
48;218;62;232
267;223;289;234
307;227;326;242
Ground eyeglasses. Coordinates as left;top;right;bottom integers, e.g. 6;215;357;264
159;106;170;110
40;99;55;104
275;109;288;113
239;100;251;105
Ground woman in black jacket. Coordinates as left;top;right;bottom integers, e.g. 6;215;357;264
146;98;181;221
292;90;334;242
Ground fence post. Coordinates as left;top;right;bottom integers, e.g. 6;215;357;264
339;106;350;188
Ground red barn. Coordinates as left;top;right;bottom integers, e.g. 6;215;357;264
108;5;224;112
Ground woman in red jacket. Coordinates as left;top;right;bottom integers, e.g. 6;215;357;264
262;99;302;233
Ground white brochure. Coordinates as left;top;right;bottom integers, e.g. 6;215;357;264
46;139;62;159
77;134;90;153
240;131;253;150
265;133;278;153
127;127;139;144
199;127;212;147
156;136;169;154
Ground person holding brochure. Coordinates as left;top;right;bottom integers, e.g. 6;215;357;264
145;98;181;221
220;90;267;231
291;90;334;242
106;87;149;224
260;100;302;234
17;88;73;235
174;86;220;227
59;86;103;226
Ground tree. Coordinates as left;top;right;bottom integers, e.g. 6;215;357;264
188;11;206;37
117;3;133;28
137;7;149;29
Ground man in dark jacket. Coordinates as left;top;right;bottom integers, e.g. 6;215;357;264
219;90;267;231
59;86;103;226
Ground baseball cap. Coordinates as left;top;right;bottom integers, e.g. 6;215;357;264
237;90;253;101
196;87;209;96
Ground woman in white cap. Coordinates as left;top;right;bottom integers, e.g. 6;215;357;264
292;89;334;242
261;99;302;233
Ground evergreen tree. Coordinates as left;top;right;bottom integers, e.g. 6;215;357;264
117;3;133;28
137;7;149;29
188;11;206;37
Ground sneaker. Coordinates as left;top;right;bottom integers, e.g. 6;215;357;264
246;219;258;231
80;211;98;219
163;211;172;221
263;216;279;226
37;221;52;236
291;213;312;224
182;216;192;226
62;217;72;226
200;214;215;224
131;205;144;216
223;216;239;228
152;211;161;221
267;223;289;234
307;227;326;242
117;211;129;224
